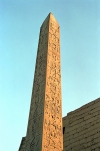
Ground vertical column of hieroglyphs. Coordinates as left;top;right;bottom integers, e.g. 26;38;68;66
25;16;49;151
42;14;63;151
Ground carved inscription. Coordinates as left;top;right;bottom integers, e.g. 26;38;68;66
25;18;49;151
43;16;63;150
24;14;63;151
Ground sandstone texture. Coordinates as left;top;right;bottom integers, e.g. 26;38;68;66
19;13;63;151
63;98;100;151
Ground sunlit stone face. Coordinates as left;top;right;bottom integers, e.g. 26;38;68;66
21;13;63;151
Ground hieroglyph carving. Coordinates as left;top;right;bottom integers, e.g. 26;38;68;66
25;18;49;151
42;17;63;151
25;14;63;151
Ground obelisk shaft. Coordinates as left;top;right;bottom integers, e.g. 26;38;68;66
25;13;63;151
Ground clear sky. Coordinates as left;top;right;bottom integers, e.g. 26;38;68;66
0;0;100;150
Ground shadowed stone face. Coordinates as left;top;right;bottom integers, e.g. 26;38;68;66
19;13;63;151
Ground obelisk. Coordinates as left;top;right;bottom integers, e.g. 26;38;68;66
25;12;63;151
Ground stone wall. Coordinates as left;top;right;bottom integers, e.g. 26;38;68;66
63;98;100;151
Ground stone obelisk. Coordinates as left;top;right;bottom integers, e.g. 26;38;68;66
25;13;63;151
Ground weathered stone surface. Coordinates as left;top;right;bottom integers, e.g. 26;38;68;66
18;12;100;151
63;98;100;151
18;12;63;151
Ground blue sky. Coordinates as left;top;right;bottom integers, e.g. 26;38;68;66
0;0;100;150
